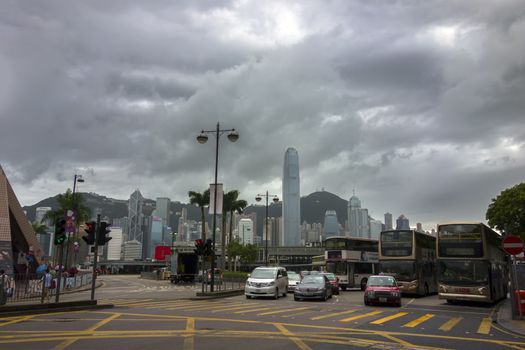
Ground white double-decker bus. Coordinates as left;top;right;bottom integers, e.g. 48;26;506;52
437;222;508;303
324;236;379;291
379;230;438;296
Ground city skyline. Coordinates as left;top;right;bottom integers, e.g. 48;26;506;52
2;2;524;231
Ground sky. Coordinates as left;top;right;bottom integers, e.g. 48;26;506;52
1;1;524;231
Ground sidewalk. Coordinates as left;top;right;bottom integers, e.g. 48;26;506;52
496;298;525;336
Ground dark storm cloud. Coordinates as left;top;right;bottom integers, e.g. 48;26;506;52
1;0;524;229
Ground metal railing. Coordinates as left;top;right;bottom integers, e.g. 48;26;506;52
0;272;92;304
200;276;246;293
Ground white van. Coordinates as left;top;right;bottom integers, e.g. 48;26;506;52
245;266;289;299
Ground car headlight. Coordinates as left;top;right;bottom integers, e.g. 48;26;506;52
267;281;275;286
477;287;488;295
439;284;447;293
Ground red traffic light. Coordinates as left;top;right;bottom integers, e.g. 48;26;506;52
195;239;203;247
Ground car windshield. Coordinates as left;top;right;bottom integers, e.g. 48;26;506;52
302;276;324;284
323;273;336;281
288;272;301;281
367;276;396;287
250;269;277;279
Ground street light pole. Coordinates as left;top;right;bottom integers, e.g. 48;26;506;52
65;174;84;271
197;122;238;292
255;192;279;267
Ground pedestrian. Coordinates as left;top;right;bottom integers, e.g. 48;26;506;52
0;270;7;305
42;268;53;302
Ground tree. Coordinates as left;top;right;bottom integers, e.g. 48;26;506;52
240;244;258;265
486;183;525;239
226;240;243;271
31;222;49;236
188;189;210;241
221;190;247;270
41;189;91;226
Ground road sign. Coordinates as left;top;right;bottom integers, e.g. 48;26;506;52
503;235;524;255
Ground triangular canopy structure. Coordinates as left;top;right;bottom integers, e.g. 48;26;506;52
0;165;43;274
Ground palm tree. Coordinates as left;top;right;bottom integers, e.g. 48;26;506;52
31;222;49;236
42;189;90;226
188;189;210;241
221;190;247;271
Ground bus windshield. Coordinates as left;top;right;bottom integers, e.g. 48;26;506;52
438;224;483;258
380;261;416;280
438;260;489;286
381;231;413;257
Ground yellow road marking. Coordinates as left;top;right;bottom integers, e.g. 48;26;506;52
212;304;262;313
339;311;383;322
182;318;195;350
477;317;492;334
274;323;312;350
0;315;36;327
107;299;154;306
234;307;273;314
439;317;462;332
258;307;311;316
180;302;247;311
52;313;121;350
310;309;359;320
370;312;408;325
403;314;434;328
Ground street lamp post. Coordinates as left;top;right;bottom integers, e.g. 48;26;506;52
197;122;238;292
255;191;279;266
65;174;84;270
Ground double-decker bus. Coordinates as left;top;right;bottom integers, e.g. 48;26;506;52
379;230;437;296
437;222;508;303
324;236;379;290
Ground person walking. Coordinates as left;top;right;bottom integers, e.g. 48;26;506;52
42;268;53;303
0;270;7;305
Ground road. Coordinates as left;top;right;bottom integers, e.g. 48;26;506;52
0;275;524;350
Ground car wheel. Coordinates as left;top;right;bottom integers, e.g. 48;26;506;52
424;283;429;296
396;300;402;307
360;279;367;291
274;288;279;300
322;292;328;301
341;286;347;291
246;295;251;299
335;289;340;295
282;290;287;297
294;296;300;301
364;298;370;306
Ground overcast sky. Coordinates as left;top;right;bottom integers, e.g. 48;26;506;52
1;1;524;230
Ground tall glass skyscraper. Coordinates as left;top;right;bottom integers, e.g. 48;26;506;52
323;210;339;238
128;189;144;243
282;147;300;246
347;195;370;238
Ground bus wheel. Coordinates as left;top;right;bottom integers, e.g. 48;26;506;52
360;279;367;291
446;299;455;304
424;283;429;296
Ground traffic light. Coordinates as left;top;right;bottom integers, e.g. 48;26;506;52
82;221;96;245
97;221;112;246
53;219;67;245
194;239;203;255
204;238;213;257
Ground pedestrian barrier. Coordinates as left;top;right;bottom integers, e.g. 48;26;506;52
0;272;92;305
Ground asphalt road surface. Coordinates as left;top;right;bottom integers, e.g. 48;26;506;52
0;275;524;350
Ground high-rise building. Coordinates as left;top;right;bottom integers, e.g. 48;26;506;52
123;240;142;261
348;194;370;238
128;189;144;243
369;218;383;240
282;147;300;246
148;216;163;259
396;214;410;230
155;197;170;227
106;226;123;261
238;218;254;244
384;212;393;230
416;222;423;232
323;210;339;238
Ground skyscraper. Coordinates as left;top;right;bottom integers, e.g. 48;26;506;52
347;194;370;238
128;189;144;243
282;147;300;246
238;218;254;244
323;210;339;238
384;212;393;230
396;214;410;230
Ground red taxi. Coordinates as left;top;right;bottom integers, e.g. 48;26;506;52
364;275;401;307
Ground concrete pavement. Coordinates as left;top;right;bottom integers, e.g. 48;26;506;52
496;298;525;336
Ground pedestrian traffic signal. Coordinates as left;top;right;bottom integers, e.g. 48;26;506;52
53;219;67;245
97;221;112;246
204;238;213;257
82;221;96;245
194;239;204;255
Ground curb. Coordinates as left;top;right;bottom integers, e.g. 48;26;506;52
0;300;113;317
495;299;525;337
191;289;245;300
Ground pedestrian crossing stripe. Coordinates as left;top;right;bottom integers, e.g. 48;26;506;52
339;310;383;322
310;309;359;320
234;307;273;314
257;307;311;316
212;304;264;313
403;313;434;328
439;317;462;331
370;312;408;325
477;317;492;334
